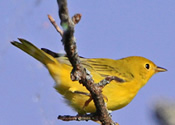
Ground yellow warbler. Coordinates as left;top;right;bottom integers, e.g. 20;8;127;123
11;39;167;114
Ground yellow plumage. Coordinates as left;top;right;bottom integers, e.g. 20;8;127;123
11;38;167;114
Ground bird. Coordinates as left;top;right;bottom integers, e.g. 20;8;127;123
11;38;167;114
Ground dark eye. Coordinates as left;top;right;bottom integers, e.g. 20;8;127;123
145;64;150;69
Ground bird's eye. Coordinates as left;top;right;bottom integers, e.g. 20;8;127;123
145;64;150;69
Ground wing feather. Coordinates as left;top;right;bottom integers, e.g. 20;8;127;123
81;58;134;82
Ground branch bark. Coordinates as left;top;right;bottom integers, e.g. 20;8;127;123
56;0;116;125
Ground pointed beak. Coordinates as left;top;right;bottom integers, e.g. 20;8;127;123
155;66;167;72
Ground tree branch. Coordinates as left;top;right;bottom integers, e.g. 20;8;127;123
55;0;116;124
48;14;81;38
48;14;63;37
58;114;99;122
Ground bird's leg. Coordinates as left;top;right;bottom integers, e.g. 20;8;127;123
83;95;108;109
82;96;93;110
74;91;108;109
73;91;91;96
73;91;92;109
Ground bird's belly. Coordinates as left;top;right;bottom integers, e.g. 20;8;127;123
103;83;140;111
106;91;137;111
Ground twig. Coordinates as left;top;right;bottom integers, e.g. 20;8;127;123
48;13;81;37
56;0;115;124
98;76;125;87
58;114;99;121
48;14;63;36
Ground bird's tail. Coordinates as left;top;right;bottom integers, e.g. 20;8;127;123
11;38;63;83
11;38;56;65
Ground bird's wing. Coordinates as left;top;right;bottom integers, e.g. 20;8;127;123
81;58;134;82
41;48;133;83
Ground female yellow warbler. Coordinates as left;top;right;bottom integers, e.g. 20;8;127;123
11;39;167;114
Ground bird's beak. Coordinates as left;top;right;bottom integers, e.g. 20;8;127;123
155;66;167;72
